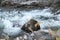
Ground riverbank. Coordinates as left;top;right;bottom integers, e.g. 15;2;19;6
0;0;60;10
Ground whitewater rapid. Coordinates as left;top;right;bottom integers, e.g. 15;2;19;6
0;8;60;36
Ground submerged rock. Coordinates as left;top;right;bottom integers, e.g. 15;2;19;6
21;19;40;33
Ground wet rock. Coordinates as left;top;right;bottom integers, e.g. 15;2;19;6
0;33;9;40
21;19;40;33
14;32;32;40
0;0;60;9
13;30;56;40
44;26;60;31
51;0;60;9
56;29;60;37
0;0;55;8
56;30;60;40
54;10;60;15
1;1;12;8
30;30;56;40
48;29;60;40
0;0;2;4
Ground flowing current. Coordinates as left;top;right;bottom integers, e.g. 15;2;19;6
0;8;60;36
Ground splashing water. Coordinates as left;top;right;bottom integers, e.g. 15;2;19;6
0;8;60;36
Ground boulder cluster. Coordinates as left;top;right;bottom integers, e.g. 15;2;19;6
0;0;60;9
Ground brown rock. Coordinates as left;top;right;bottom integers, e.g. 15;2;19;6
21;19;40;33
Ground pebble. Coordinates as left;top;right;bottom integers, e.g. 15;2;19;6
31;33;34;36
24;35;27;39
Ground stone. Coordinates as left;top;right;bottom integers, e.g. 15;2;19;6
0;39;5;40
1;0;60;8
23;35;27;39
57;29;60;37
31;30;56;40
21;19;40;33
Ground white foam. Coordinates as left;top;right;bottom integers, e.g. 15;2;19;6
3;19;21;36
0;8;60;36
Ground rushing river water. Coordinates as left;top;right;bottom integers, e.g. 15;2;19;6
0;7;60;36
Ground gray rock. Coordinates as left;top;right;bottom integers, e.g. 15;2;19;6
11;30;56;40
1;0;59;8
31;31;56;40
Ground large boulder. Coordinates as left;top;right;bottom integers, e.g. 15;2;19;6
21;19;40;33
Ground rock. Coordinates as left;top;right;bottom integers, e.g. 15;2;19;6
56;37;60;40
0;0;60;9
56;29;60;37
0;33;9;40
56;30;60;40
23;35;28;39
54;10;60;15
31;30;56;40
1;1;12;7
21;19;40;33
51;0;60;9
0;0;58;8
48;28;60;40
0;0;2;4
0;39;5;40
13;30;56;40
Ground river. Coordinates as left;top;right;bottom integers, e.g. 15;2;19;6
0;7;60;36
